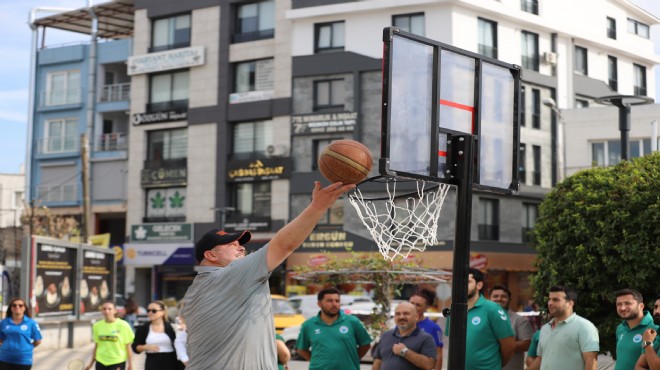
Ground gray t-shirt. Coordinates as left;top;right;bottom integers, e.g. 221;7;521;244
374;327;437;370
503;310;534;370
181;245;275;370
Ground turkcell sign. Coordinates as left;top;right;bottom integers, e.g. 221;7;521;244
132;109;187;125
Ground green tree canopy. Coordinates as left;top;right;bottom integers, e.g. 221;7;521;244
530;152;660;355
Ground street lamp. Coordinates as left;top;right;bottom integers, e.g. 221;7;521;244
210;207;236;230
543;97;566;181
594;95;654;161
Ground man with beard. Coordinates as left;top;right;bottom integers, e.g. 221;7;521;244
489;284;534;370
447;268;515;370
528;285;599;370
297;287;372;370
372;302;436;370
613;289;658;370
409;289;444;370
633;294;660;370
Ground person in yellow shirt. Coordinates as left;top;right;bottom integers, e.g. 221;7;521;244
86;301;135;370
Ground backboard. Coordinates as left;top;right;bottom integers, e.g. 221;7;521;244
380;27;521;193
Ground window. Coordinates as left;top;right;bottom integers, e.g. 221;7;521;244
319;199;345;225
44;118;78;153
478;18;497;59
149;71;189;112
315;21;345;53
232;121;273;159
14;191;23;208
574;46;587;75
608;56;618;91
234;59;274;93
592;139;653;166
393;13;425;36
520;86;526;127
151;14;191;52
634;64;647;96
234;182;271;218
314;80;344;112
532;145;541;186
478;198;499;241
522;203;538;242
145;187;186;222
521;31;539;71
234;0;275;43
519;143;526;184
607;17;616;39
576;99;589;108
147;128;187;162
521;0;538;14
532;89;541;129
45;70;81;106
628;18;650;38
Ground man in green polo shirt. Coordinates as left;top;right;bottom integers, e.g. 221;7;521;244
614;289;658;370
633;294;660;369
297;287;372;370
447;268;515;370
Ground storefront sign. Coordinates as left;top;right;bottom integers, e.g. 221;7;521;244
123;243;195;265
127;46;205;75
142;165;187;188
131;223;192;242
81;248;115;315
145;188;187;219
223;216;271;232
227;158;291;182
34;242;77;316
132;109;188;125
229;90;274;104
301;229;375;252
291;112;357;135
470;252;489;270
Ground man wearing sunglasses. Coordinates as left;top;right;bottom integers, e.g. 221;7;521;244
181;181;355;370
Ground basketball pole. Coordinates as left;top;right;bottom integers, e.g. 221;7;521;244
447;134;475;370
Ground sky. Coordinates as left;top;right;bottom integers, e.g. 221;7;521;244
0;0;659;174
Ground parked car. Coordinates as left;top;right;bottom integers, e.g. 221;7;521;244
272;294;306;334
288;294;374;319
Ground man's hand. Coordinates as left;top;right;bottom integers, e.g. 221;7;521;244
392;343;406;356
644;328;657;342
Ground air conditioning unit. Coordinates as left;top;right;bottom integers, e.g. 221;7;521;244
543;52;558;65
265;144;289;157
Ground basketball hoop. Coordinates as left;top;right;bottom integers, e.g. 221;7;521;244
348;176;451;261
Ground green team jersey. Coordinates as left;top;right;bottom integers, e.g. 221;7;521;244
447;295;515;370
615;311;659;370
297;312;372;370
92;319;134;366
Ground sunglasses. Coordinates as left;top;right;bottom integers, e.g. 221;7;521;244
12;303;25;308
147;309;162;313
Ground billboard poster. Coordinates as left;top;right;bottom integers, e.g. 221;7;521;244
81;248;115;315
34;242;77;316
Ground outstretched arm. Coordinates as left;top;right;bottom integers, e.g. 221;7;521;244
266;181;355;271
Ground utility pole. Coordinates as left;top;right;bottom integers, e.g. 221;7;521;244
81;134;92;242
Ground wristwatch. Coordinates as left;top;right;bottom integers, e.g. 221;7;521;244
643;341;654;349
399;347;409;357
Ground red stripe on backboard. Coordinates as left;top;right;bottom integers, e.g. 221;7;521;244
438;150;447;157
439;99;476;134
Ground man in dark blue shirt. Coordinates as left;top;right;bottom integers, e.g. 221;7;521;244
410;289;443;370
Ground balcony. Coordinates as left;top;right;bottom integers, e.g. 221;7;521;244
37;184;78;203
40;89;82;107
100;83;130;102
96;132;128;152
478;224;499;241
37;136;80;154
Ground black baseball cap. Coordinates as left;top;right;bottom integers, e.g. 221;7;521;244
195;229;251;263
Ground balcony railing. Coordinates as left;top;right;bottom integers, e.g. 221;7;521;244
478;224;499;241
37;184;78;203
37;136;80;154
634;86;647;96
607;28;617;39
521;55;539;71
96;132;128;152
40;89;82;107
100;83;130;102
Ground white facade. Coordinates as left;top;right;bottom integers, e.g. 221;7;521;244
0;172;25;228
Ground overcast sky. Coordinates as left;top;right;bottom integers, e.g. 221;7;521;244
0;0;659;174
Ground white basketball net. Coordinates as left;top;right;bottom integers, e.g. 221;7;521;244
348;178;451;261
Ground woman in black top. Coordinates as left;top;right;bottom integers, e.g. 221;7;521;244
132;301;184;370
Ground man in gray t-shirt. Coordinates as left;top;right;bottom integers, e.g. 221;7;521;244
490;284;534;370
181;181;354;370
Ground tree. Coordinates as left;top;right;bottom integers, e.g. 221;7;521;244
530;152;660;355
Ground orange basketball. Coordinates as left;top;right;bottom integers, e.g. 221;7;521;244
318;140;373;184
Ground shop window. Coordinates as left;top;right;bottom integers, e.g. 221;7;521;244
393;13;425;36
151;14;191;52
234;182;271;218
45;70;81;106
232;121;273;159
314;79;344;112
234;0;274;43
478;198;499;241
148;70;189;112
315;21;345;53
